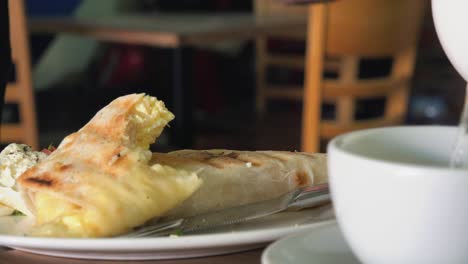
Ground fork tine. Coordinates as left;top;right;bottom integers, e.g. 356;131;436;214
121;219;184;238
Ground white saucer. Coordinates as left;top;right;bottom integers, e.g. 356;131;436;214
262;221;361;264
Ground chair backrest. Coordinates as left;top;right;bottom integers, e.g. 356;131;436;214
254;0;307;17
254;0;308;38
2;0;39;149
327;0;425;57
254;0;309;115
302;0;426;152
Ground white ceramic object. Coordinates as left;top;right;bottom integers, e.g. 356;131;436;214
432;0;468;80
0;209;334;260
262;221;360;264
328;126;468;264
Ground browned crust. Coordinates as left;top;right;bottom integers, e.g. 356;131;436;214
18;94;146;193
79;94;143;144
294;171;311;186
21;172;56;188
171;150;267;169
56;163;73;172
163;150;326;188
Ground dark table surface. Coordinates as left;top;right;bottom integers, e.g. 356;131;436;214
0;248;265;264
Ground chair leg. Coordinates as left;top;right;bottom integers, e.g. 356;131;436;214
336;56;358;125
301;4;328;153
255;36;267;116
7;0;39;149
387;47;416;121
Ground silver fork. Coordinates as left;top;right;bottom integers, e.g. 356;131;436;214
121;184;330;238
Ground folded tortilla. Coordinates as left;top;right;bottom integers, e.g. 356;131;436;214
151;149;327;219
18;94;202;237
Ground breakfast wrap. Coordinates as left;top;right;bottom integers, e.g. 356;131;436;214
151;149;328;218
17;94;202;237
1;93;328;238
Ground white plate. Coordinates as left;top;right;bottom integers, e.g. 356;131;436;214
0;206;334;260
262;221;361;264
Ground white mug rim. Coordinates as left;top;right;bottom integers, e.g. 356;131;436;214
327;125;467;173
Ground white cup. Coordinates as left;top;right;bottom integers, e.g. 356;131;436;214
327;126;468;264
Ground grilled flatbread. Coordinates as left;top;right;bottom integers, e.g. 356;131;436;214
18;94;202;237
151;149;327;218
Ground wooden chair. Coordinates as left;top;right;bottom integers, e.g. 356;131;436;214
254;0;307;115
254;0;340;115
1;0;39;149
302;0;426;152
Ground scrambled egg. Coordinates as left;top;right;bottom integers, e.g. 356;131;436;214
0;143;47;216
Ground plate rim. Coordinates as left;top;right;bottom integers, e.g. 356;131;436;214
0;219;335;251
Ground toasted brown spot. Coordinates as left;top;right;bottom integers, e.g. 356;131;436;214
114;113;126;124
113;154;129;166
226;152;239;159
24;175;54;187
224;152;261;166
198;151;219;161
205;157;242;169
235;156;262;167
58;164;73;171
294;171;311;187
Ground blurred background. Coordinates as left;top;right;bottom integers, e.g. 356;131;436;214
1;0;464;153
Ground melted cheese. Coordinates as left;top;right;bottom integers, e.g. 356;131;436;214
32;164;200;237
131;97;174;149
0;203;14;216
33;192;83;237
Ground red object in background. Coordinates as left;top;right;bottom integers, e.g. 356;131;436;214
41;145;56;155
96;44;224;114
97;45;146;87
